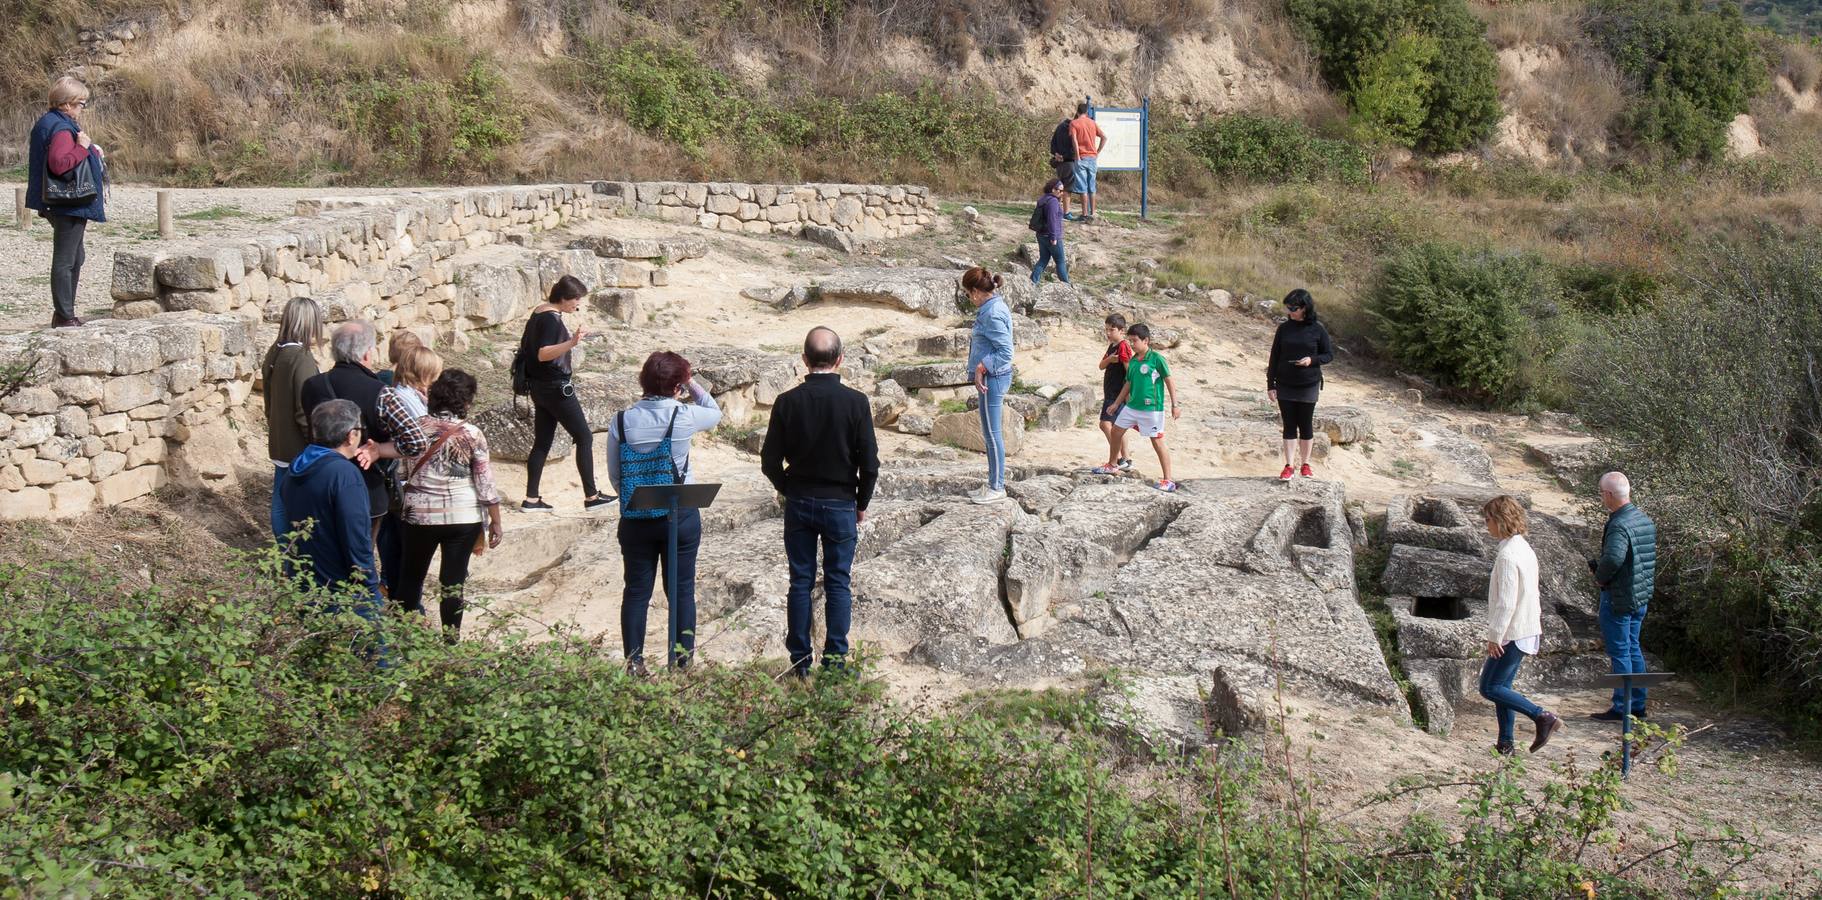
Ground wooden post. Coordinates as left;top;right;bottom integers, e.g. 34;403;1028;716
14;187;25;230
157;190;173;238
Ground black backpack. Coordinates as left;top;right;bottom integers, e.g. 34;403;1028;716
1029;198;1048;233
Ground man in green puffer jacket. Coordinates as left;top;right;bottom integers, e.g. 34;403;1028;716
1588;471;1658;722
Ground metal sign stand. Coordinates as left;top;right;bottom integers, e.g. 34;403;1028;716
627;483;722;669
1592;671;1674;778
1085;95;1150;220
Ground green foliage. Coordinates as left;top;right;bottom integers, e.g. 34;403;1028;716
1285;0;1500;152
334;58;524;179
0;552;1751;894
1181;114;1371;185
1558;261;1661;313
1587;0;1769;160
1569;238;1822;737
1366;241;1573;404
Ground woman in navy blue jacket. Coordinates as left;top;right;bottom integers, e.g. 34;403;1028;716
25;76;108;329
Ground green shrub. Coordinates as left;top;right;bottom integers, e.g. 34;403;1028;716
1586;0;1768;160
334;58;524;179
1181;114;1371;185
1558;261;1661;313
1366;241;1569;402
1285;0;1500;152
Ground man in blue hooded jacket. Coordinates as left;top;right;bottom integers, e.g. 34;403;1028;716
279;399;381;615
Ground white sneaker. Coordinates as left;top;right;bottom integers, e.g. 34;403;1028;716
970;488;1008;504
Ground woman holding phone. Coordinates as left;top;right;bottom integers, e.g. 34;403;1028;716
516;275;612;512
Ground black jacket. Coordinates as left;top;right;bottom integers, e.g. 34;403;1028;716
300;360;393;516
1049;119;1076;163
1266;319;1334;391
760;374;881;509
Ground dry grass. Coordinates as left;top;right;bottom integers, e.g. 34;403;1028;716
1476;0;1585;50
1778;40;1822;94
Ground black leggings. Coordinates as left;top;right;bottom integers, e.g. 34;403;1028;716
525;379;596;498
1279;399;1316;440
398;521;483;640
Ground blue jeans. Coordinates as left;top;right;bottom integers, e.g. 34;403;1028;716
1599;591;1648;714
783;497;859;674
619;507;701;665
978;372;1012;491
271;466;287;539
1478;643;1543;747
1031;236;1068;284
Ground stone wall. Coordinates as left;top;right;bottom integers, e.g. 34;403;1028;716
0;315;259;520
600;181;937;251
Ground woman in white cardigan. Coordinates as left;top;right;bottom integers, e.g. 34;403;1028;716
1477;496;1563;756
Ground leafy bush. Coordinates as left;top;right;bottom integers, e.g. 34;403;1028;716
336;60;524;179
1558;261;1661;313
1181;114;1371;185
0;552;1747;894
1586;0;1768;160
1366;242;1571;403
1285;0;1500;152
1569;238;1822;736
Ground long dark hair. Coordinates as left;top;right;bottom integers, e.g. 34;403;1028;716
1283;288;1318;325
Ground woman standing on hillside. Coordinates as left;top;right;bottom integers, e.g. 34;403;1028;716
1477;495;1562;756
25;76;108;329
1265;289;1333;482
964;266;1014;504
517;275;613;512
263;297;325;538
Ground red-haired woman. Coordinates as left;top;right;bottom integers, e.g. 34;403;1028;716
606;351;722;675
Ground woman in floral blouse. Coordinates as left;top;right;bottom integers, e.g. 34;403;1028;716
397;368;503;641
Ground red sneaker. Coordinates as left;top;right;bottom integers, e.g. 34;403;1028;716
1278;465;1294;482
1300;464;1313;478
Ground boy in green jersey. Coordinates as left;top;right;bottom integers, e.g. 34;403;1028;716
1103;323;1182;492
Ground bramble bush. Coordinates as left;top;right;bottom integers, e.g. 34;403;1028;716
1179;114;1371;185
0;549;1751;895
1586;0;1767;160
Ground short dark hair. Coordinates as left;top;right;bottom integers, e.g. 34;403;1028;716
427;368;478;418
1076;101;1089;116
1043;178;1065;195
1105;313;1128;329
549;275;588;304
310;399;363;447
1126;323;1151;341
639;351;693;398
803;327;842;370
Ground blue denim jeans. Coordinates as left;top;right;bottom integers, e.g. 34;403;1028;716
619;507;702;666
1599;591;1649;714
1031;236;1068;284
978;373;1012;491
1478;643;1543;747
271;466;287;539
783;497;859;674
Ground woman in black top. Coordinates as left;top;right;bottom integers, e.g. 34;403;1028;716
518;276;613;511
1265;289;1334;482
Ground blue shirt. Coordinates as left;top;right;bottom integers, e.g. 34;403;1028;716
968;295;1015;378
605;383;723;496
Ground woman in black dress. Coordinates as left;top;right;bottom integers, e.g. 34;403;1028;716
1265;289;1333;481
517;275;613;512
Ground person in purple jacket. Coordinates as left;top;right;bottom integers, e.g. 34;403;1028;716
1030;179;1069;284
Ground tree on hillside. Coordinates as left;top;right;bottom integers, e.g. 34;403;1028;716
1585;0;1768;160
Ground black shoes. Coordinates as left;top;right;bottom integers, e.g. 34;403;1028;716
1494;742;1515;757
584;493;617;510
626;659;651;678
521;498;553;512
1588;709;1647;723
1530;712;1563;752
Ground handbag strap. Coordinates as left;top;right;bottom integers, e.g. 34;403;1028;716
407;421;461;486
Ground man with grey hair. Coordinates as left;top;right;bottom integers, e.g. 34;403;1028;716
761;326;880;678
1589;470;1658;721
277;399;381;611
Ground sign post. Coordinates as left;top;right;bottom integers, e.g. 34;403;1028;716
627;483;722;669
1086;95;1150;219
1592;671;1674;778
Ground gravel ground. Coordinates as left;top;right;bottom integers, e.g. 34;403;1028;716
0;183;405;334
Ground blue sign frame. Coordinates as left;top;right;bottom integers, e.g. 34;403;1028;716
1086;95;1150;219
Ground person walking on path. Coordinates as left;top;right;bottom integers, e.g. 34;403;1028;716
607;351;722;675
1068;101;1106;222
517;276;613;512
1589;471;1658;722
262;298;325;539
1266;289;1333;482
25;76;107;328
1103;323;1181;493
278;399;382;614
761;327;880;679
397;369;503;642
1477;495;1563;756
1028;179;1069;285
1090;313;1133;475
1048;111;1076;219
964;267;1014;504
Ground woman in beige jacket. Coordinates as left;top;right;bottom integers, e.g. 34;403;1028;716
1477;496;1563;756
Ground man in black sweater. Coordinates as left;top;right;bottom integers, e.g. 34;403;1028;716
761;327;880;677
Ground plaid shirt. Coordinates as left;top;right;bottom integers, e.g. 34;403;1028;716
376;387;431;458
402;415;501;526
